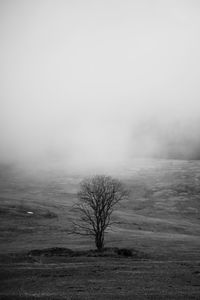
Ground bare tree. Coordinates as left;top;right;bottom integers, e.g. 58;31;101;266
71;175;128;251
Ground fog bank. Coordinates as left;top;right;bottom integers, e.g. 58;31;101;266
1;0;200;171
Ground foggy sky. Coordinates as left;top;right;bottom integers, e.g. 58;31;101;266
1;0;200;171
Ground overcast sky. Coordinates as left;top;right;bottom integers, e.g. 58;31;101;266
1;0;200;170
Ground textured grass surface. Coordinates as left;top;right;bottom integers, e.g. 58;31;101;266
0;159;200;298
0;159;200;258
0;257;200;299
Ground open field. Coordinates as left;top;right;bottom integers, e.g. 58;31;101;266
1;254;200;299
0;159;200;298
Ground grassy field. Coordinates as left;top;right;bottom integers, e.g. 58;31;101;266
1;254;200;299
0;159;200;299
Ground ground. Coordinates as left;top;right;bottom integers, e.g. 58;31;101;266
0;254;200;299
0;159;200;299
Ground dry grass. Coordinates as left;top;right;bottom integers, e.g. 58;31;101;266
0;159;200;298
0;255;200;299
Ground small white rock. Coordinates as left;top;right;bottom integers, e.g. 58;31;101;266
27;211;34;214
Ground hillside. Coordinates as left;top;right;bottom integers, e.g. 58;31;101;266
0;159;200;259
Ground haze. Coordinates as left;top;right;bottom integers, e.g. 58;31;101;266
1;0;200;171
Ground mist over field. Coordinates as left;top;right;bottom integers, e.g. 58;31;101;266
1;0;200;172
1;4;200;298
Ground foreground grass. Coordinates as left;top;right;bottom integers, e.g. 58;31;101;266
1;159;200;298
0;248;200;300
0;259;200;299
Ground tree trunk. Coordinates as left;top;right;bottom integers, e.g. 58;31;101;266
95;232;104;251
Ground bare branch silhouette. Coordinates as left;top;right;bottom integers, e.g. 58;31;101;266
71;175;128;250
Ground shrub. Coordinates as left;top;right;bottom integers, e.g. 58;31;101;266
116;248;133;257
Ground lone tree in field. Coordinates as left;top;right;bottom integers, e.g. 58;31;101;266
72;175;128;251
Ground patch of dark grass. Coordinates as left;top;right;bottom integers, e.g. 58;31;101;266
0;204;57;220
0;297;61;300
116;248;133;257
28;247;73;257
27;247;148;259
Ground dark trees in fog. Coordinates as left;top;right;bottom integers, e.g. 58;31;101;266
72;175;128;251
